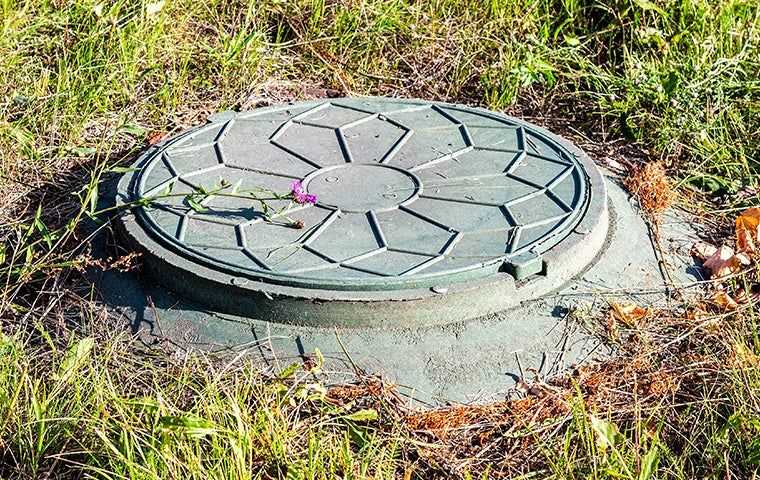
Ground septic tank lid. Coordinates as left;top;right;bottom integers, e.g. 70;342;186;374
116;98;607;326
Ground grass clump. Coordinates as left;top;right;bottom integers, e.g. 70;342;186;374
625;161;676;217
3;297;760;478
0;331;406;479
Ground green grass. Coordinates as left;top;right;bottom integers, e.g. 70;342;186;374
1;324;759;479
1;0;759;478
1;0;758;190
0;332;405;479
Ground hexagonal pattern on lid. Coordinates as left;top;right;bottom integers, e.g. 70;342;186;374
120;98;598;291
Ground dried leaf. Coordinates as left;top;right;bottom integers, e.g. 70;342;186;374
736;252;752;265
702;246;743;279
514;380;530;395
736;207;760;255
734;288;760;305
605;159;626;172
610;302;649;327
147;131;168;145
605;312;619;340
690;241;717;261
687;305;710;320
712;290;738;310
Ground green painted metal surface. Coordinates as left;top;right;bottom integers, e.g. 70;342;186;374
121;98;592;292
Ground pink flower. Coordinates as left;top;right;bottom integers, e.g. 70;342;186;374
290;180;317;204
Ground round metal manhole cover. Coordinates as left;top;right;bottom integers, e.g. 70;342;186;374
116;98;608;326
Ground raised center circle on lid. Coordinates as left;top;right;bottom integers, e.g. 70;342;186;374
304;164;420;213
118;98;605;296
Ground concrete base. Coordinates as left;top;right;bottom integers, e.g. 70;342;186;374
95;174;699;405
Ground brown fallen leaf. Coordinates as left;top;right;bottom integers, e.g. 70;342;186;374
605;159;627;172
736;252;752;265
702;245;743;279
712;290;738;310
734;288;760;305
687;304;711;321
691;241;718;261
147;130;168;145
604;311;619;340
610;302;649;327
736;207;760;255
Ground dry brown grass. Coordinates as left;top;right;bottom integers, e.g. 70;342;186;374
382;294;758;478
625;161;677;218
